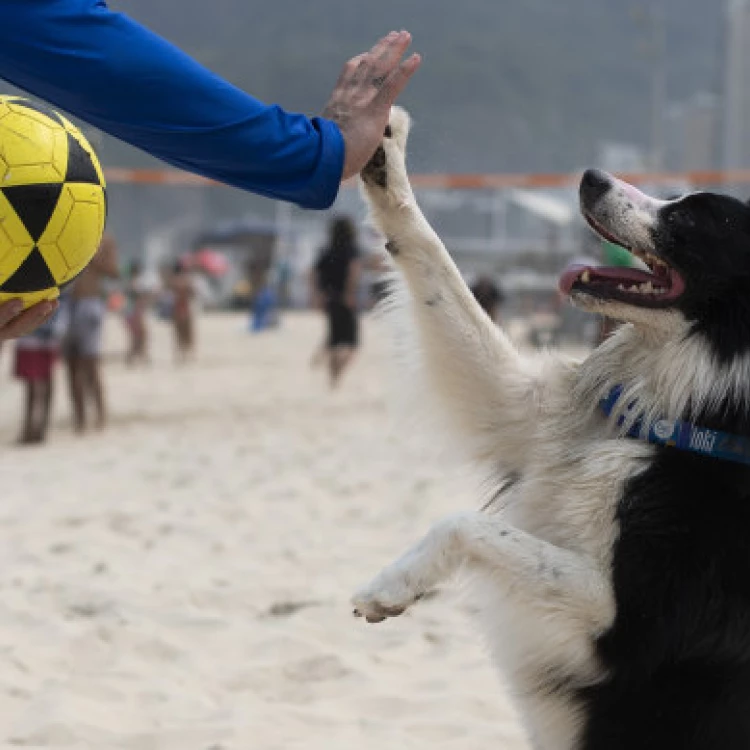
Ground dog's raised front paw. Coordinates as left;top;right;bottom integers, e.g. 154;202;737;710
361;143;389;189
360;106;411;192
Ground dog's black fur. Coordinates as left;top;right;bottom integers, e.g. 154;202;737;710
580;450;750;749
657;194;750;363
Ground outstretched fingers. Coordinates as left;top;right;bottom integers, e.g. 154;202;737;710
323;31;420;180
339;32;415;93
376;53;422;106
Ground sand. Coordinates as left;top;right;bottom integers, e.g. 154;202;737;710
0;311;530;750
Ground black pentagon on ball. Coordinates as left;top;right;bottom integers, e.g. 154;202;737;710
0;247;56;293
1;183;63;243
65;131;101;185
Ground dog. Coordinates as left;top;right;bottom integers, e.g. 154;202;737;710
352;107;750;750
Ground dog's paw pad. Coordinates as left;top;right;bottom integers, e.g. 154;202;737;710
361;145;388;189
351;572;421;624
360;107;411;189
352;602;407;624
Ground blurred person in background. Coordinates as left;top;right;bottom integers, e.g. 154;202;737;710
63;234;119;432
13;306;65;445
310;217;362;388
470;274;504;323
168;261;196;363
124;260;158;366
250;274;279;333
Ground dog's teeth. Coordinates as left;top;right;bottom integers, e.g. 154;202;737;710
581;271;590;283
618;284;626;291
641;281;654;294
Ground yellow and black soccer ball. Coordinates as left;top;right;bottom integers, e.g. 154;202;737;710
0;95;106;307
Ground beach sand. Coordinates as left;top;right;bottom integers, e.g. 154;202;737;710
0;311;530;750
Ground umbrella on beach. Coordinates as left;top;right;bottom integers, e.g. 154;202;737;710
190;248;230;277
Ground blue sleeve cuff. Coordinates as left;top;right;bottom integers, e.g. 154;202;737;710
297;117;345;210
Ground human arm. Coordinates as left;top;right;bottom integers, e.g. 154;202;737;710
0;0;340;208
0;2;419;209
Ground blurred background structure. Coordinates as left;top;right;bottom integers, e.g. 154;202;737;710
81;0;749;343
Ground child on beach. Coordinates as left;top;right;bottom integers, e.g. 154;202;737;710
168;261;196;363
13;309;65;444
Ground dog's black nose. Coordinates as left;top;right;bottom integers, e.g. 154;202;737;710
580;169;612;206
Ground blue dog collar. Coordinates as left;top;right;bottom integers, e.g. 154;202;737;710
600;386;750;466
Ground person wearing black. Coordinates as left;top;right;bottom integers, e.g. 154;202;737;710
470;274;504;323
311;217;362;387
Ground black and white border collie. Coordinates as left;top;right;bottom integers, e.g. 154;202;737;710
352;107;750;750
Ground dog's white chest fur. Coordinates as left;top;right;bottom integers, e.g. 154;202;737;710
475;415;649;749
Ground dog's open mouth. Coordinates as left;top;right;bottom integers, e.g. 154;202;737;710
559;212;686;308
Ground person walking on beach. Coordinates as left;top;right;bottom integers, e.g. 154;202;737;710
311;217;362;388
470;274;504;323
13;307;65;444
124;260;157;366
63;234;119;432
168;261;196;363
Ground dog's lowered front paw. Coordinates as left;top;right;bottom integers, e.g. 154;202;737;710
352;565;423;624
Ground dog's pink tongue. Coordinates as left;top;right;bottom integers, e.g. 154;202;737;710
558;263;656;295
559;264;588;295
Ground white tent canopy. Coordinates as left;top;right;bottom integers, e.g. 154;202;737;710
508;189;575;226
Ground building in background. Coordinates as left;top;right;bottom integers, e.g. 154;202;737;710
722;0;750;169
596;142;648;174
665;93;720;173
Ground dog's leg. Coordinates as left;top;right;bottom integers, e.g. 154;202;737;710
352;511;612;635
361;109;539;471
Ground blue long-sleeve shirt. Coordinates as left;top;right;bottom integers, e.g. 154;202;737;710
0;0;345;209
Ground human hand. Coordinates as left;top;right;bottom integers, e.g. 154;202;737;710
0;299;58;342
323;31;421;181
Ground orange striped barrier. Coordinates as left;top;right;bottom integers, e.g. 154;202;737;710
102;168;750;190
